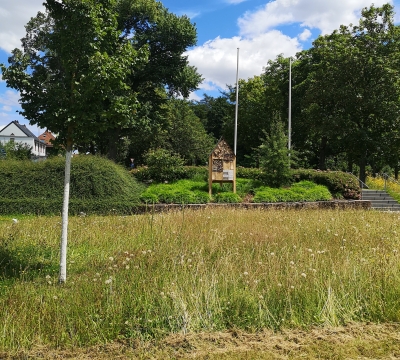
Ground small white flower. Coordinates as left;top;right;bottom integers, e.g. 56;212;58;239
243;271;249;276
270;252;275;256
301;273;307;278
12;218;18;223
108;257;114;261
105;278;112;285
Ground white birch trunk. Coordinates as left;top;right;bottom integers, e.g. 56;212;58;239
59;147;72;283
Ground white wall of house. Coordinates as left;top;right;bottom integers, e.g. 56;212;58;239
0;122;46;157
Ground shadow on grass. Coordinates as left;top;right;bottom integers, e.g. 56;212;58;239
0;241;57;282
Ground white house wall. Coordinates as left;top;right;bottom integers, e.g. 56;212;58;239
0;123;46;157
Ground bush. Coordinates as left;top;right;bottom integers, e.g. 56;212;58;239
132;165;208;183
253;181;331;203
212;192;242;203
0;155;144;215
292;169;360;199
140;180;210;204
237;167;360;200
144;148;185;183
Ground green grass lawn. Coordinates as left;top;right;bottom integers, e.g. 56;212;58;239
1;208;400;355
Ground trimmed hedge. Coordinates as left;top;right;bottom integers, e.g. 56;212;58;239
0;156;145;215
132;166;208;183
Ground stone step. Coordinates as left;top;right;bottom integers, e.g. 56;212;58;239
361;189;400;211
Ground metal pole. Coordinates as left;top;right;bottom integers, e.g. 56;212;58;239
234;48;239;156
288;57;292;152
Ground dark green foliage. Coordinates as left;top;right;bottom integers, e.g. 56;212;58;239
253;181;331;202
0;142;32;160
131;165;208;183
143;149;185;183
236;167;359;199
0;156;144;214
0;198;140;216
293;169;360;199
257;122;293;188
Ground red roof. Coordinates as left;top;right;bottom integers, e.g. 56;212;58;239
38;130;56;146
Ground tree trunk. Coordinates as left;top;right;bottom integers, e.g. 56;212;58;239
59;138;73;284
359;152;367;184
107;128;120;162
395;164;399;180
318;136;328;170
347;153;353;173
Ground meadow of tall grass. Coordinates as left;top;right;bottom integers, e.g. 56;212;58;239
0;208;400;352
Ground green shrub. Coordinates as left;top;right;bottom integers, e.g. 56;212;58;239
132;165;208;183
212;192;242;203
140;180;210;204
237;167;360;199
144;148;185;183
0;156;144;215
253;181;331;203
0;156;144;201
292;169;360;199
0;198;140;216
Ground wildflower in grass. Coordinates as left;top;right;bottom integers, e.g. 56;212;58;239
243;271;249;276
270;252;275;256
278;283;282;287
307;248;313;252
290;285;295;289
290;261;295;266
45;275;51;280
53;296;58;300
301;273;306;278
109;257;114;261
105;278;112;285
125;265;130;270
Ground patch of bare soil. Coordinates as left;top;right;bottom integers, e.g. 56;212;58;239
2;323;400;359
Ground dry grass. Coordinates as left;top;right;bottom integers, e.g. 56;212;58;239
1;208;400;356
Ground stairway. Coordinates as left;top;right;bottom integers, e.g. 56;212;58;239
361;189;400;211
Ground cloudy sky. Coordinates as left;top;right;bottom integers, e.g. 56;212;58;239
0;0;399;132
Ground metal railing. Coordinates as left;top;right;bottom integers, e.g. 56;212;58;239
347;172;368;200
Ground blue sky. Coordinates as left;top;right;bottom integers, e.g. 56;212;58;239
1;0;399;133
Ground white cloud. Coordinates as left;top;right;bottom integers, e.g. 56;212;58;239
298;28;312;41
0;90;20;107
2;105;12;112
238;0;392;37
0;1;45;53
187;31;301;90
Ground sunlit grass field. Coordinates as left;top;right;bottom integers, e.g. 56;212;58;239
1;208;400;352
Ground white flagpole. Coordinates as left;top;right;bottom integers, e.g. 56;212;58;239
234;48;239;155
288;57;292;153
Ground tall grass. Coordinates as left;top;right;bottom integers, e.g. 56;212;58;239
1;209;400;350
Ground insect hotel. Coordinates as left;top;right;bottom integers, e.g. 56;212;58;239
208;138;236;196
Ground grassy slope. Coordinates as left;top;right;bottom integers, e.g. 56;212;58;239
1;209;400;354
